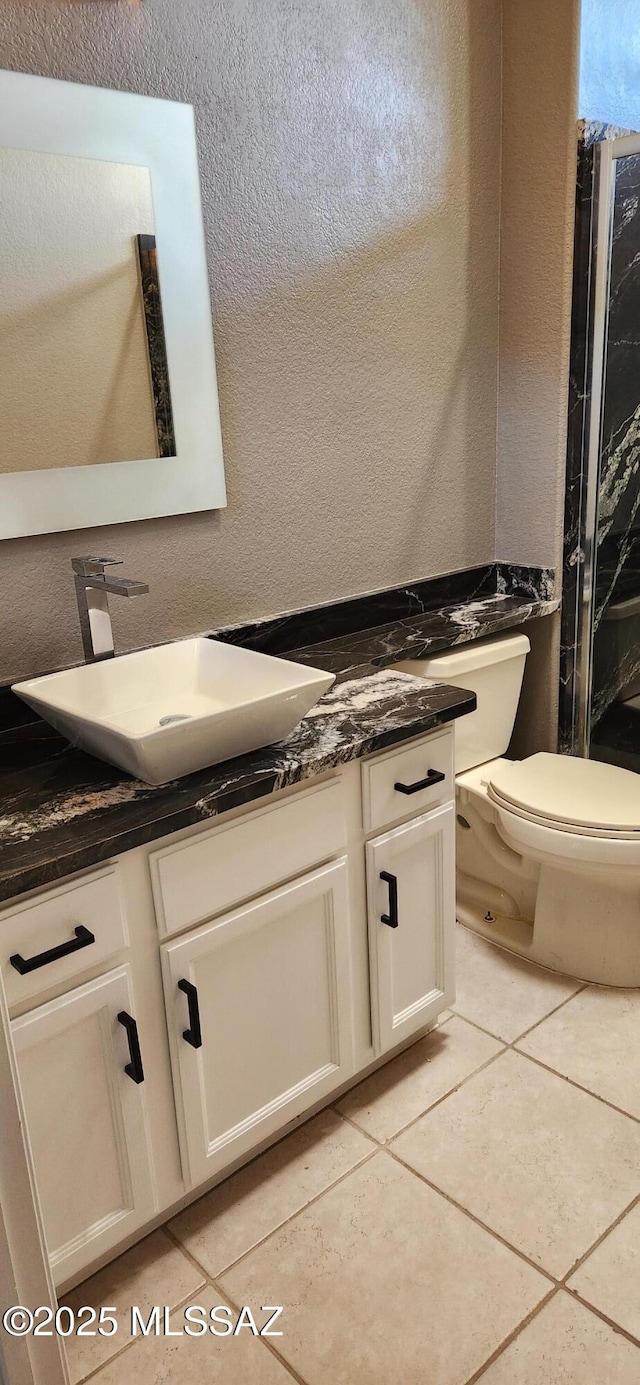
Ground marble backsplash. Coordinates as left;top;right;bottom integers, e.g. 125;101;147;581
213;562;555;660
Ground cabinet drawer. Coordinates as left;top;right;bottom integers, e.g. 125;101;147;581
0;866;128;1009
150;778;346;937
362;729;454;834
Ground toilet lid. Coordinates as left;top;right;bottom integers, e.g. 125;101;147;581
488;753;640;834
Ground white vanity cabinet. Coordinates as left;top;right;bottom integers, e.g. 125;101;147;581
1;723;457;1288
11;965;155;1284
366;805;455;1053
161;859;354;1185
361;729;455;1053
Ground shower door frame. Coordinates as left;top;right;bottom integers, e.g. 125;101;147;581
563;130;640;756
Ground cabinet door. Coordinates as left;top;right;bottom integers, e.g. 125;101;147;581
11;965;155;1286
367;803;455;1055
162;859;354;1186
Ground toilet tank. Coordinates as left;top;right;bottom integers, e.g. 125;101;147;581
394;631;530;773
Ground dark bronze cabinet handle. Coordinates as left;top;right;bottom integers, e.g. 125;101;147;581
10;925;96;975
380;871;399;928
394;768;446;795
178;978;202;1049
117;1011;145;1084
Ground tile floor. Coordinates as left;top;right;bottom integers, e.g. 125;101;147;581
62;923;640;1384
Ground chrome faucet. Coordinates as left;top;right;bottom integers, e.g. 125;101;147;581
72;556;149;663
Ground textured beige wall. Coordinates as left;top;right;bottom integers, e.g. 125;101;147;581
496;0;580;754
497;0;580;573
0;0;501;681
0;149;157;473
508;613;561;760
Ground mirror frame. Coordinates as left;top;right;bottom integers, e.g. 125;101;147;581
0;68;226;539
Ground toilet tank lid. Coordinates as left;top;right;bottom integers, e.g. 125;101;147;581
489;752;640;832
417;631;530;678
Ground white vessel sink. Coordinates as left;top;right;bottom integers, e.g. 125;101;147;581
13;638;335;785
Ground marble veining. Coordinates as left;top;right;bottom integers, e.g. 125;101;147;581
0;670;474;903
560;126;598;754
0;568;557;904
495;564;555;603
559;120;640;755
591;147;640;736
257;593;558;678
213;562;554;659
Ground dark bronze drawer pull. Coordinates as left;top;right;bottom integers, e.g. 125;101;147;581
380;871;399;928
394;768;446;795
178;978;202;1049
117;1011;145;1084
9;925;96;975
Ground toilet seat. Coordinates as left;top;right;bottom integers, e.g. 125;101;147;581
487;752;640;840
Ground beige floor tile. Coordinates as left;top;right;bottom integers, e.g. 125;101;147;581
89;1284;295;1384
169;1108;373;1277
220;1151;549;1385
61;1230;205;1383
453;924;582;1042
391;1050;640;1277
517;986;640;1118
567;1200;640;1341
477;1291;640;1383
337;1015;503;1141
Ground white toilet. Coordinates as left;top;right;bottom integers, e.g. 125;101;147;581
396;632;640;986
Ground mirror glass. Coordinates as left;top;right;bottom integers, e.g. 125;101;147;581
1;148;175;473
0;69;226;539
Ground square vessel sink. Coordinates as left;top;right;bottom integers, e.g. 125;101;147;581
13;638;336;785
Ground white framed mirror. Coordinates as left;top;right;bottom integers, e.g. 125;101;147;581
0;68;226;539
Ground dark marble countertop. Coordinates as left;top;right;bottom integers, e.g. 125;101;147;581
0;583;558;905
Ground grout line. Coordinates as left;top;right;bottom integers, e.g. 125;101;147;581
336;1043;507;1146
359;1089;640;1304
165;1148;380;1280
464;1277;640;1385
447;1006;523;1043
128;1228;311;1385
71;1281;211;1385
75;1339;138;1385
511;1047;640;1126
450;986;640;1129
565;1286;640;1350
206;1271;311;1385
328;1010;457;1118
462;1287;560;1385
450;976;588;1048
502;980;589;1040
386;1144;558;1286
561;1188;640;1281
504;980;590;1041
161;1227;311;1385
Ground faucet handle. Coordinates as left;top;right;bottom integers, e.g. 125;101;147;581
71;556;123;577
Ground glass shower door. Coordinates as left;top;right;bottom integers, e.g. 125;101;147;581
588;140;640;770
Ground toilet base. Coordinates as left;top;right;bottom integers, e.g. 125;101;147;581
456;766;640;987
457;860;640;987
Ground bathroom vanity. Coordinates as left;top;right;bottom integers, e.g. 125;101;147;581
2;722;457;1290
0;566;558;1295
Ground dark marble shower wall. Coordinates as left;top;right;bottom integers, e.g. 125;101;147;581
559;127;597;753
591;148;640;745
560;120;640;762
